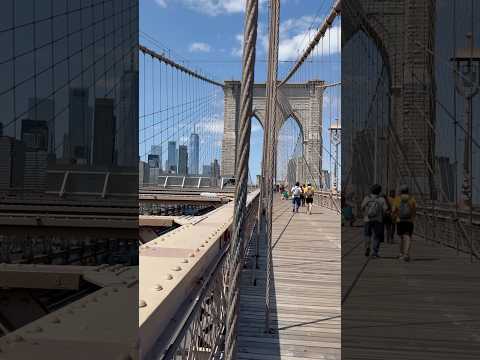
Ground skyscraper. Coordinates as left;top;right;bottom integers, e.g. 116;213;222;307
21;120;48;151
178;145;188;175
28;98;55;155
21;120;49;191
92;99;115;167
117;65;139;167
150;145;162;171
148;154;160;168
202;165;211;177
0;136;25;190
167;141;177;173
67;88;92;164
189;132;199;175
139;160;149;186
211;159;220;179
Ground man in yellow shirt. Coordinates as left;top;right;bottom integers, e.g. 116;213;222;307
391;185;416;262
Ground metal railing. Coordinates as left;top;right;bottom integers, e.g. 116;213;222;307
45;169;138;198
143;176;237;190
156;192;260;360
151;176;217;189
315;191;341;213
415;206;480;259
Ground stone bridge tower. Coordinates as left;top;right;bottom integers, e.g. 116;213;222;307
343;0;436;196
221;81;325;187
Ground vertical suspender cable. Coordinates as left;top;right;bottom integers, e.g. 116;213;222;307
264;0;280;333
225;0;258;358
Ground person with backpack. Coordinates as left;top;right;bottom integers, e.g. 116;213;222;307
392;185;416;262
300;184;306;207
360;184;388;258
305;183;314;215
291;182;302;213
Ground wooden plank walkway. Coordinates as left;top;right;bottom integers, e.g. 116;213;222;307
238;196;341;359
342;224;480;359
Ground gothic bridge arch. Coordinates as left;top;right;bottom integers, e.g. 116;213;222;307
343;0;436;193
221;81;325;185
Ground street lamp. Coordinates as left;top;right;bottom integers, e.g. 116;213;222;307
329;121;341;192
451;32;480;208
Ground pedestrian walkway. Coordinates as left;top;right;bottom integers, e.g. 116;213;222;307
342;225;480;360
238;196;341;359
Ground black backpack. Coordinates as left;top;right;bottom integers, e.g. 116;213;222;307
398;198;412;220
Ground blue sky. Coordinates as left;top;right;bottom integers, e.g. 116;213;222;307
139;0;341;182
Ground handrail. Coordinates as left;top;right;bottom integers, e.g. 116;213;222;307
314;191;341;213
142;191;260;360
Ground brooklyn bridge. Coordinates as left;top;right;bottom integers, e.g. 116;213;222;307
0;0;479;359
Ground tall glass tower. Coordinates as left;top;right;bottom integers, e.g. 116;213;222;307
167;141;177;173
189;132;199;175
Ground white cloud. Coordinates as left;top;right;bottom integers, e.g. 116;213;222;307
279;29;318;61
196;114;224;135
155;0;167;8
278;16;341;61
231;15;341;61
158;0;266;16
231;34;244;56
189;42;212;53
231;25;268;57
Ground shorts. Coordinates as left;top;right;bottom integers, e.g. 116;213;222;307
397;221;414;236
364;221;384;241
306;197;313;204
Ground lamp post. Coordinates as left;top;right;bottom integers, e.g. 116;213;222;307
329;121;341;192
451;32;480;208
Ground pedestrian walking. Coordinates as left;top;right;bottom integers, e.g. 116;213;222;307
392;185;416;262
291;182;302;213
305;183;314;215
381;193;392;243
360;184;388;258
300;184;306;207
385;189;396;243
341;193;355;226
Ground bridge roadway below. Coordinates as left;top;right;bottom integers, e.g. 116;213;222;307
238;195;341;359
342;223;480;359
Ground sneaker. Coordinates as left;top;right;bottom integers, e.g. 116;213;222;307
371;254;380;259
403;256;410;262
398;254;404;259
365;248;370;257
